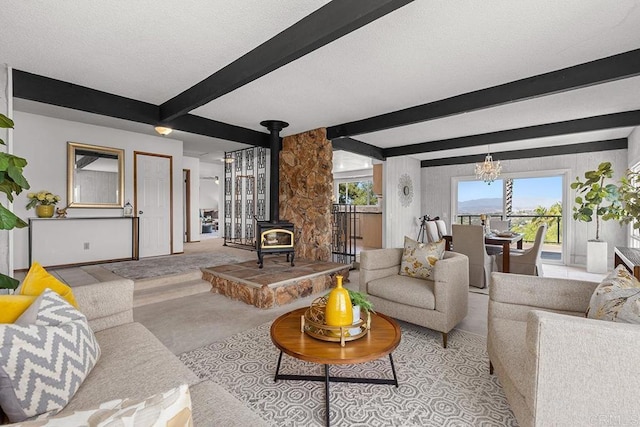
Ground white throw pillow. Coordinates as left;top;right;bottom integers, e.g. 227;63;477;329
0;289;101;422
586;265;640;323
9;384;193;427
399;236;445;279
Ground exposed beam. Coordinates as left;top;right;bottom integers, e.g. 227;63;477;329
328;49;640;139
12;70;268;146
159;0;414;121
420;139;627;168
384;110;640;157
332;137;385;160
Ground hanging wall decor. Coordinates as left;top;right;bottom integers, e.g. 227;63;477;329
398;174;414;207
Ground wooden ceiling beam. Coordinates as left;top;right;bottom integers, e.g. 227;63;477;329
384;110;640;157
327;49;640;139
331;137;385;160
419;139;628;167
12;70;268;146
159;0;414;122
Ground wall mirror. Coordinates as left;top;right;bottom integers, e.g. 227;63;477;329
67;142;124;208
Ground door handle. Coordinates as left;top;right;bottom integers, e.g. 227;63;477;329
139;211;144;214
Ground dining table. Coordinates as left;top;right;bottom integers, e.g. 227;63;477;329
442;232;524;273
484;232;524;273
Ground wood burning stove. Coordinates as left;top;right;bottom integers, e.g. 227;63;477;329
256;120;295;268
256;221;295;268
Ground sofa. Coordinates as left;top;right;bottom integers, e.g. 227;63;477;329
5;279;267;426
359;249;469;347
488;272;640;427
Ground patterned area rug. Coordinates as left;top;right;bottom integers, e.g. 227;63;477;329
180;322;517;426
102;252;249;280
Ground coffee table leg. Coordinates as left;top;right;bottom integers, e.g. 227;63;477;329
389;354;399;388
274;351;283;382
325;364;330;427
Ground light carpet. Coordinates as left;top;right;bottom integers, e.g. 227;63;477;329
179;322;517;426
102;252;249;280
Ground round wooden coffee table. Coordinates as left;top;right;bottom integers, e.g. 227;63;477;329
270;307;401;426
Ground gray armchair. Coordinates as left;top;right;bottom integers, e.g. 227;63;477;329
496;224;547;276
359;249;469;347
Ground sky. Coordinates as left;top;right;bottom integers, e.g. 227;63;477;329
458;176;563;208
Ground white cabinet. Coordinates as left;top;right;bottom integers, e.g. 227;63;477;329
29;217;139;268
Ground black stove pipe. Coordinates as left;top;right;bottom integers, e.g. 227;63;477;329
260;120;289;224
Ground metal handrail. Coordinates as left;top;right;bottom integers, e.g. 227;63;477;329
457;214;562;244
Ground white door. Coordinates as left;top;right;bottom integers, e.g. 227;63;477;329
136;153;172;258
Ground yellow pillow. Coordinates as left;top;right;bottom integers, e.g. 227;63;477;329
19;262;78;308
0;295;37;323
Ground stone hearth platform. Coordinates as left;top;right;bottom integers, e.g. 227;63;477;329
201;257;350;309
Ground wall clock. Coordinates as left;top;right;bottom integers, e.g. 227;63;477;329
398;174;413;207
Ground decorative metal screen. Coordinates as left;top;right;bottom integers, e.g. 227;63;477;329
224;147;267;249
331;204;357;265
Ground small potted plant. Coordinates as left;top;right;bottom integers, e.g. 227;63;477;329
347;289;374;335
570;161;622;273
26;191;62;218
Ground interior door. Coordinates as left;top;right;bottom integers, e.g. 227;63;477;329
135;153;172;258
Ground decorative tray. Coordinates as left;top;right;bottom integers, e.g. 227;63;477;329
301;296;371;347
493;230;516;237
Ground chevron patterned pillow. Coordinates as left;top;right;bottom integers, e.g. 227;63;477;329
0;289;101;423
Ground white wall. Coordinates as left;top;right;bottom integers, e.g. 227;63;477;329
421;149;628;268
383;156;422;248
12;111;184;269
199;162;223;211
628;126;640;167
182;156;200;242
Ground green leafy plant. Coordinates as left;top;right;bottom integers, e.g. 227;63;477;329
25;191;61;209
618;168;640;230
570;161;622;241
0;113;30;290
347;289;375;313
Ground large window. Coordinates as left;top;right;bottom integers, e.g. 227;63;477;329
454;173;565;261
337;180;378;206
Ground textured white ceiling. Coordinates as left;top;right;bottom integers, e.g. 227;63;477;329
3;0;640;164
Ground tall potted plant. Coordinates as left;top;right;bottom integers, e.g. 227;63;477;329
0;113;30;290
618;168;640;230
570;161;622;273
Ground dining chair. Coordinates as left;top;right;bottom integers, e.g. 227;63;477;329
452;224;495;288
435;219;448;238
491;219;511;232
425;221;440;242
495;224;547;276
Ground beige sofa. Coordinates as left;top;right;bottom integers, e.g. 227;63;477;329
488;272;640;427
11;279;266;426
359;249;469;347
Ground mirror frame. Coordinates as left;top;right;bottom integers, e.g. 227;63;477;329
67;142;124;208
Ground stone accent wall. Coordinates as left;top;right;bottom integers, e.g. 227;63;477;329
280;128;333;261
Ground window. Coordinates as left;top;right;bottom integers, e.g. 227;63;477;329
337;180;378;206
629;162;640;248
456;179;504;224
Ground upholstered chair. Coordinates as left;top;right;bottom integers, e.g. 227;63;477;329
435;219;448;238
359;249;469;348
452;224;495;288
425;221;440;242
490;219;510;232
496;224;547;276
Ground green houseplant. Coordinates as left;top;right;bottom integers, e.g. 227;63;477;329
618;168;640;230
570;161;622;273
0;113;30;290
347;289;374;313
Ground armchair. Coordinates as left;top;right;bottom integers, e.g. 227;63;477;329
488;272;640;426
359;249;469;347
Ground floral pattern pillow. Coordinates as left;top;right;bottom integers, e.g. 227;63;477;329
586;265;640;323
399;236;445;279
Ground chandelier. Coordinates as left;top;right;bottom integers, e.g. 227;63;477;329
475;146;502;184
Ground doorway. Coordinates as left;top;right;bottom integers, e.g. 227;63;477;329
135;152;173;258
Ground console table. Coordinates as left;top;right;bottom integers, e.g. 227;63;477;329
614;247;640;280
29;217;139;268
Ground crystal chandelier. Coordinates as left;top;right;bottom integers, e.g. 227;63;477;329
475;146;502;184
